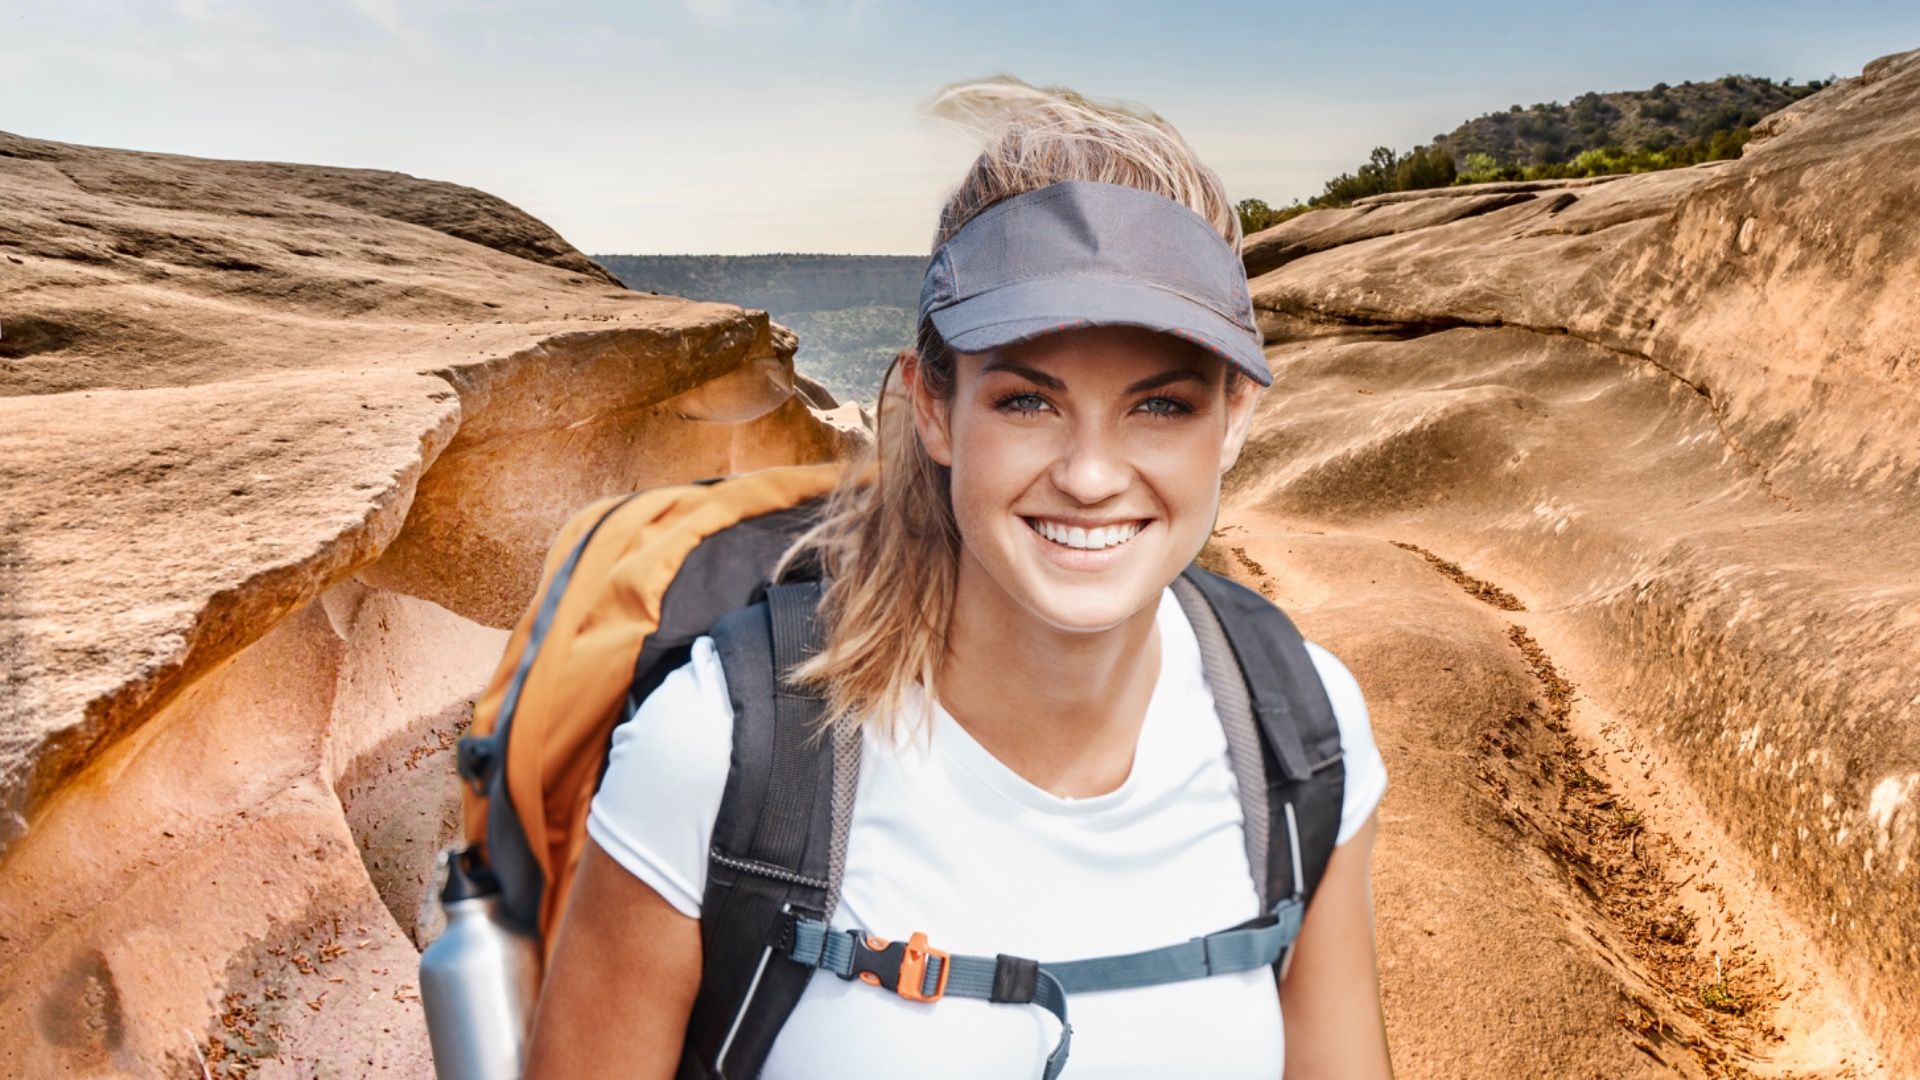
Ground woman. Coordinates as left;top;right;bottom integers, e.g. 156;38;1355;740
526;78;1392;1078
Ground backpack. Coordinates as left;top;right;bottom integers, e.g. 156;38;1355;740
453;462;1348;1079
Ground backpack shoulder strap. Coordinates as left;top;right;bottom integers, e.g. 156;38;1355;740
682;566;1347;1077
1169;574;1271;909
1176;565;1347;922
681;580;841;1079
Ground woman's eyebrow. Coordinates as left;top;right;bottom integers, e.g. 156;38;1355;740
979;359;1066;389
979;360;1208;394
1124;368;1208;393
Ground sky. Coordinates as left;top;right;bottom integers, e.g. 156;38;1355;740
5;1;1917;256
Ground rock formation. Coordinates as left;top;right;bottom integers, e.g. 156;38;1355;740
1221;47;1919;1076
4;44;1917;1080
0;132;864;1075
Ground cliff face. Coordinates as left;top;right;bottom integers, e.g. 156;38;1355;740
1228;48;1918;1075
0;132;864;1074
5;47;1916;1078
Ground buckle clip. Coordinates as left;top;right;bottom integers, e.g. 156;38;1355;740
844;930;950;1003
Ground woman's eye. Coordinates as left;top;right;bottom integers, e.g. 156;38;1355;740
1136;395;1194;417
995;392;1051;414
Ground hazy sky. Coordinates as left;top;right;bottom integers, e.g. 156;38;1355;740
6;2;1916;255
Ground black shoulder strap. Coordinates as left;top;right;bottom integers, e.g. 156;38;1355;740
681;581;834;1080
1177;565;1347;919
682;568;1348;1076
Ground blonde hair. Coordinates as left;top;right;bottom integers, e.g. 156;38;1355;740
771;74;1247;738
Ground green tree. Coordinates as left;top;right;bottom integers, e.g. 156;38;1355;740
1236;198;1274;236
1394;144;1456;191
1458;152;1503;183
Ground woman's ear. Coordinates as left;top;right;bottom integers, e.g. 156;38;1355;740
1218;375;1263;475
905;348;955;467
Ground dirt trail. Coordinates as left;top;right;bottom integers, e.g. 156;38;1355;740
1204;511;1889;1077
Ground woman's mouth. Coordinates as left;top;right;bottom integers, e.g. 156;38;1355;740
1022;516;1148;551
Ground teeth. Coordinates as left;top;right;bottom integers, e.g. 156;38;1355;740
1028;518;1143;550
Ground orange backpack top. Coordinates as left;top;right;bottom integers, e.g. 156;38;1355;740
456;461;848;952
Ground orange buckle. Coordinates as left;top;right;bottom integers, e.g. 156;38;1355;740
849;930;950;1003
897;931;950;1003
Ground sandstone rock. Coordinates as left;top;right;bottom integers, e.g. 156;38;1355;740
1241;190;1538;278
1232;48;1919;1075
0;131;865;1074
8;43;1917;1075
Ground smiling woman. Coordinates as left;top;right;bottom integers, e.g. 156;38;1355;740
523;75;1392;1079
926;327;1250;642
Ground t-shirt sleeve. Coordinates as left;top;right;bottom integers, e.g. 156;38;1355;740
583;635;735;918
1302;641;1388;847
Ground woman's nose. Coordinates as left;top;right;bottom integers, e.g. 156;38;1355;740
1049;420;1131;505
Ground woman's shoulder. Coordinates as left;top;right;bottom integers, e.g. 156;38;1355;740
583;635;737;918
1299;640;1363;720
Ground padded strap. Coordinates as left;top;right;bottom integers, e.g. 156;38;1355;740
1177;565;1346;910
1178;566;1318;781
686;585;837;1078
1170;574;1272;910
742;583;830;871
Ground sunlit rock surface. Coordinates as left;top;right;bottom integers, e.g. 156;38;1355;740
5;45;1917;1078
1226;47;1918;1076
0;130;863;1074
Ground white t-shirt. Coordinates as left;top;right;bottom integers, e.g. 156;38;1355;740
586;585;1388;1078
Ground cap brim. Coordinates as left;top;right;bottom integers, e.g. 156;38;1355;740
927;276;1272;386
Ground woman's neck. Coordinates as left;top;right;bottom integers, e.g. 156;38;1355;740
934;554;1163;799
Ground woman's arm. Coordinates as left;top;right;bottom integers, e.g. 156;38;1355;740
1277;806;1393;1078
522;837;703;1079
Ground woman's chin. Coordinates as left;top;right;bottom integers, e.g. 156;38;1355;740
1011;549;1170;632
1036;598;1154;634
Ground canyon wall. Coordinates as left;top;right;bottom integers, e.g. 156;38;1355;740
3;47;1916;1078
1226;47;1918;1075
0;131;864;1075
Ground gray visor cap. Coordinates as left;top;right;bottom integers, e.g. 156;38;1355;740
917;179;1271;386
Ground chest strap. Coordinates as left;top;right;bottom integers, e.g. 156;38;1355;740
771;894;1305;1079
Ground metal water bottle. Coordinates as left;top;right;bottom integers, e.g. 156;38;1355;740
419;847;543;1080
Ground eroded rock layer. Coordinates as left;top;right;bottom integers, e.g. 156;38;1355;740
0;132;863;1073
5;46;1916;1078
1230;48;1919;1075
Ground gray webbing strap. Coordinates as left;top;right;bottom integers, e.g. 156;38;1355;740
825;712;861;919
778;896;1303;1078
1170;574;1271;910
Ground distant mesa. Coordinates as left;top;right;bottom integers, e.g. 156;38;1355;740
593;253;921;407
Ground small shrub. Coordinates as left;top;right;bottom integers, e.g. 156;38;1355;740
1700;979;1744;1014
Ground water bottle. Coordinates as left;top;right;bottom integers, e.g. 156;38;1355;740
419;846;543;1080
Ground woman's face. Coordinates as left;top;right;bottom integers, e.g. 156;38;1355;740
913;324;1262;634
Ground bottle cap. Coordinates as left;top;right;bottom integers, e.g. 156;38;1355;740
442;845;503;903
